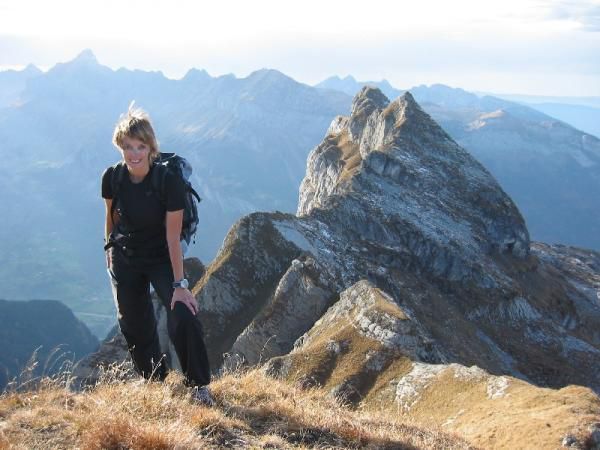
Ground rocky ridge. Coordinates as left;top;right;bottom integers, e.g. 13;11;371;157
318;76;600;253
82;87;600;448
197;87;599;389
192;87;600;447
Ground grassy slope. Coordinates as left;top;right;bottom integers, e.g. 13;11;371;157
270;295;600;450
0;366;473;450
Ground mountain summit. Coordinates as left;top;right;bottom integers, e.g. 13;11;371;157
213;87;599;383
81;87;600;447
316;77;600;252
299;87;529;283
44;48;108;79
183;87;600;394
72;49;99;65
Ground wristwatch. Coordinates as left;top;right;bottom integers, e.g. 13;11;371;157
172;278;189;289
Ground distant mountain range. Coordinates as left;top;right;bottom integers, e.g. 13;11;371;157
318;75;600;137
504;101;600;138
1;50;598;339
0;50;349;338
0;64;42;108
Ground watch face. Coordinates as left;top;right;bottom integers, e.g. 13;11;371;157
173;278;189;289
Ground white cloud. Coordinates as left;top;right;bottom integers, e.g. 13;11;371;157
0;0;592;41
544;0;600;31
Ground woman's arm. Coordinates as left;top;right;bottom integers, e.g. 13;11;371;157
166;209;198;315
166;209;184;281
104;198;114;242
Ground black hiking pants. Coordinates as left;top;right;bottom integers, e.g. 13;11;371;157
108;248;211;387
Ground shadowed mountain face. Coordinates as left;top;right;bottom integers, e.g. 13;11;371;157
0;64;41;108
191;88;599;394
0;299;98;390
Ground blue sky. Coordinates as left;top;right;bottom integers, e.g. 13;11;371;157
0;0;599;96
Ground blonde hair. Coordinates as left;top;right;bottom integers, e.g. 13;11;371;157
112;101;160;162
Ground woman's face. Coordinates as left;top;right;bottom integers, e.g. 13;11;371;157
121;136;151;174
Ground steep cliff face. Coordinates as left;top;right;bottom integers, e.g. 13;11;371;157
196;88;599;394
317;77;600;254
299;88;529;277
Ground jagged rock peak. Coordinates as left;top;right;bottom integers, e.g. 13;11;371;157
182;68;211;82
346;88;452;154
398;90;417;106
23;63;42;74
72;49;99;65
49;48;104;76
298;86;530;261
351;86;390;116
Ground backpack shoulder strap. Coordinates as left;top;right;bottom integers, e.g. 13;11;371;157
109;162;126;223
150;162;169;204
189;186;201;203
111;162;126;196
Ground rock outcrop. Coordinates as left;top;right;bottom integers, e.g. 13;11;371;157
226;255;336;367
197;87;599;391
189;89;600;448
78;88;600;448
263;278;600;449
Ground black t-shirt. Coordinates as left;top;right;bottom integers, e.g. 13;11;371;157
102;163;185;256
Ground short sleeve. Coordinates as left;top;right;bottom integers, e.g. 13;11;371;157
101;166;114;199
165;170;186;212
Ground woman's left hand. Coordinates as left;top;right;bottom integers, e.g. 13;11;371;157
171;287;198;315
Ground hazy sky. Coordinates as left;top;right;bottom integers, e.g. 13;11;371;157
1;0;599;96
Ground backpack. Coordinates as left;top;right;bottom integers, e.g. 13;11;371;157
109;152;201;254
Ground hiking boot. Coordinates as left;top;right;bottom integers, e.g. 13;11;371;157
191;386;215;407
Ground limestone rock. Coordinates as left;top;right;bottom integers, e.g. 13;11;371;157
195;88;599;392
267;291;600;449
226;255;335;366
194;213;303;369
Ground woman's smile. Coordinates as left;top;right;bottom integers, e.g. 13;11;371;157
121;136;151;177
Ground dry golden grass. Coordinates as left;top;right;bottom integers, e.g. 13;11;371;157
367;368;600;450
0;363;474;449
259;291;600;450
336;130;362;183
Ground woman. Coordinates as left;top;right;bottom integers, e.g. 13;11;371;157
102;102;212;405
